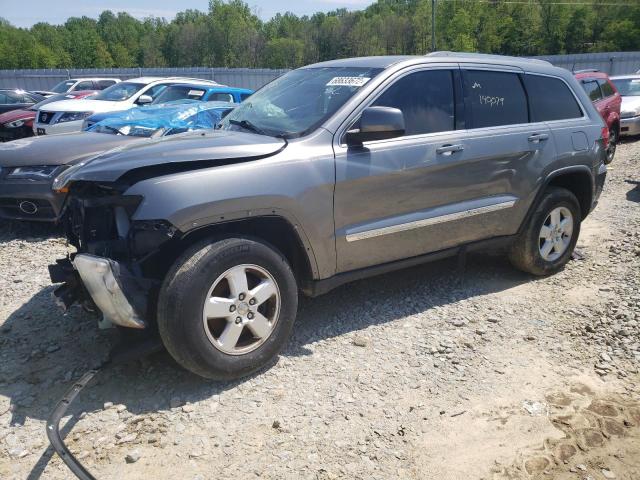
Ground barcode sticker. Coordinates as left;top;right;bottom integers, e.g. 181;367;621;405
326;77;371;87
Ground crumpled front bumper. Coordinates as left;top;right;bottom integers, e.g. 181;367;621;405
49;254;147;329
74;254;146;329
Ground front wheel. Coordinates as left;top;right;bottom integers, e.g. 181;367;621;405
509;187;581;276
157;237;298;380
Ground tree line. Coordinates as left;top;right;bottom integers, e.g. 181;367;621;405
0;0;638;70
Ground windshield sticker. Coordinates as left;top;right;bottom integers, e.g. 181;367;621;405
188;90;205;97
479;95;504;107
326;77;371;87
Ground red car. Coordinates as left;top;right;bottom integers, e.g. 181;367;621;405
0;90;97;142
574;70;621;163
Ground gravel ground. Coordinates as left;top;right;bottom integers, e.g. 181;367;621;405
1;140;639;480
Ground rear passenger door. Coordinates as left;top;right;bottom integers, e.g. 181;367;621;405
456;67;557;239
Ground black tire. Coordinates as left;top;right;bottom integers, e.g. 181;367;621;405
604;127;617;164
509;187;581;276
157;237;298;380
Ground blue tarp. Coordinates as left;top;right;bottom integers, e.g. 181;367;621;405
86;101;237;137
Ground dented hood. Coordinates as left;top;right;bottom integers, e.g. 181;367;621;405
0;132;141;167
64;129;287;183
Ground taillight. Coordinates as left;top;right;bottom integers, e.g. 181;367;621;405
601;126;609;146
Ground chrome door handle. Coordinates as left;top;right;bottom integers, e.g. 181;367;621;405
436;144;464;155
528;133;549;143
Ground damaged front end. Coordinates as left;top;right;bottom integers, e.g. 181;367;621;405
49;181;179;329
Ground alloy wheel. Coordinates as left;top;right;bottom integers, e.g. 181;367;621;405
538;206;574;262
202;264;281;355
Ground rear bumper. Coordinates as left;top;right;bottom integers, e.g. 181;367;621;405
620;115;640;137
0;180;66;221
594;162;607;209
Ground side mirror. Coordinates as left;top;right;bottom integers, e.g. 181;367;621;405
345;106;405;146
137;94;153;105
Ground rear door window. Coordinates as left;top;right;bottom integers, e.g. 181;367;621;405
581;80;603;102
463;70;528;128
523;74;583;122
372;69;455;136
74;81;94;91
598;80;616;97
97;80;116;89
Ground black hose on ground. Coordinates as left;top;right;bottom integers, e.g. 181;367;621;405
46;336;163;480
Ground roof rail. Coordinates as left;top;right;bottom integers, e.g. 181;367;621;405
572;68;600;74
425;51;552;66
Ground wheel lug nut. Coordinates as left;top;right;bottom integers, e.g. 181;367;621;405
229;305;236;312
249;298;256;305
235;317;242;324
247;312;254;319
239;293;245;301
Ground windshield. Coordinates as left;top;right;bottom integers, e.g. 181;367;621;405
219;67;382;138
612;78;640;97
93;82;146;101
153;85;208;104
50;80;76;93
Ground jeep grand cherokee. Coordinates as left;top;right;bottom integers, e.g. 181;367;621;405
49;53;608;380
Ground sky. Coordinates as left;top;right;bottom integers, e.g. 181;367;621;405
2;0;375;28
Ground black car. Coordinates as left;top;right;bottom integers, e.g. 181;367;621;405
0;89;44;114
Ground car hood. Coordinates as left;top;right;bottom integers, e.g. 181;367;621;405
64;129;287;183
0;132;142;167
0;109;35;124
39;99;133;114
621;96;640;114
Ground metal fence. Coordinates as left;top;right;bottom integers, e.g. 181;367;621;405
534;51;640;75
0;52;638;91
0;67;289;92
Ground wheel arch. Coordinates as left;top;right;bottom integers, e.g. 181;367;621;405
520;166;594;233
174;215;318;286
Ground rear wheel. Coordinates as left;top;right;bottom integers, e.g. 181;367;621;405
157;237;298;380
509;187;581;276
605;127;617;164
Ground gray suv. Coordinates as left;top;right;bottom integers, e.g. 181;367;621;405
49;53;608;379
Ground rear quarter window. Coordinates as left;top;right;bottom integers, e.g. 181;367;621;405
581;80;603;102
598;80;616;97
523;74;583;122
463;70;528;128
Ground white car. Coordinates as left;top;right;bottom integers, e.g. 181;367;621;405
33;77;220;136
610;75;640;137
31;78;121;97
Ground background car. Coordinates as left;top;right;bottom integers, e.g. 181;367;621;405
574;70;621;163
30;78;120;97
0;101;236;221
82;83;251;129
0;90;44;114
0;90;97;142
610;75;640;137
32;77;221;136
